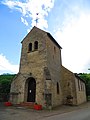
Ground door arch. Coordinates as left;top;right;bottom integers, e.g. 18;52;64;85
27;77;36;102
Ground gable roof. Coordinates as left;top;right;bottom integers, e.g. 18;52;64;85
62;66;86;83
74;73;86;83
47;32;62;49
21;26;62;49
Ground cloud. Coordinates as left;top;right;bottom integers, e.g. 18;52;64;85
21;17;28;26
55;10;90;73
2;0;55;29
0;54;19;74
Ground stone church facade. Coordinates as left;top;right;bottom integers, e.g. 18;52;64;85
10;26;86;108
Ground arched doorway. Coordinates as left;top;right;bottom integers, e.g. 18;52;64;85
27;77;36;102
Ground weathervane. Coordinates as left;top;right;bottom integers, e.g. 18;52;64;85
35;13;39;27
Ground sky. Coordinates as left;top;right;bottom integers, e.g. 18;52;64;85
0;0;90;75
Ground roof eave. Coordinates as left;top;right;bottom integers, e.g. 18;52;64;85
47;33;62;49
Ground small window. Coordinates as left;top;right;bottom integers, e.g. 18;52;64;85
34;41;38;50
78;79;80;91
28;43;32;52
54;46;56;53
81;82;83;91
57;82;59;94
83;84;85;91
68;82;70;87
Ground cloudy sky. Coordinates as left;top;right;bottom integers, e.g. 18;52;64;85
0;0;90;74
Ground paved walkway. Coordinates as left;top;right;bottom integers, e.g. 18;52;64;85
0;102;90;120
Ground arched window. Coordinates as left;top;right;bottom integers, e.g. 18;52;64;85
54;46;56;53
34;41;38;50
57;82;59;94
28;43;32;52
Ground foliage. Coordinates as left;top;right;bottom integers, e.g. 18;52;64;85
78;73;90;83
0;74;15;101
0;74;15;93
78;73;90;96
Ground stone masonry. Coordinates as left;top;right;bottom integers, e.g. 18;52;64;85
10;26;86;108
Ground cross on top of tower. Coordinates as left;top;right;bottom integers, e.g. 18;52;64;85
35;13;39;27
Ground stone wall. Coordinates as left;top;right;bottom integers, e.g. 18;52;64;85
75;77;86;105
10;73;25;104
19;27;47;74
61;66;86;105
10;27;48;105
61;66;77;105
45;35;63;107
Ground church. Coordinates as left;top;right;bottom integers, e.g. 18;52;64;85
10;26;86;108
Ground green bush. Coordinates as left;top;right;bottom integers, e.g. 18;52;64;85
0;74;15;101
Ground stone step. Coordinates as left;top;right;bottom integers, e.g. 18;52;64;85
19;102;34;109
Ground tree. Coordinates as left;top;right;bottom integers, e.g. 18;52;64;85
78;73;90;100
0;74;15;101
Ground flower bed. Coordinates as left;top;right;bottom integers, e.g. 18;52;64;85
34;104;42;110
4;102;12;106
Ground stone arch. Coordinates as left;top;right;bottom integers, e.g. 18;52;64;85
34;41;38;50
28;43;32;52
25;77;36;102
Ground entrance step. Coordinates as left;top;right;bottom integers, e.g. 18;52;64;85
19;102;34;109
